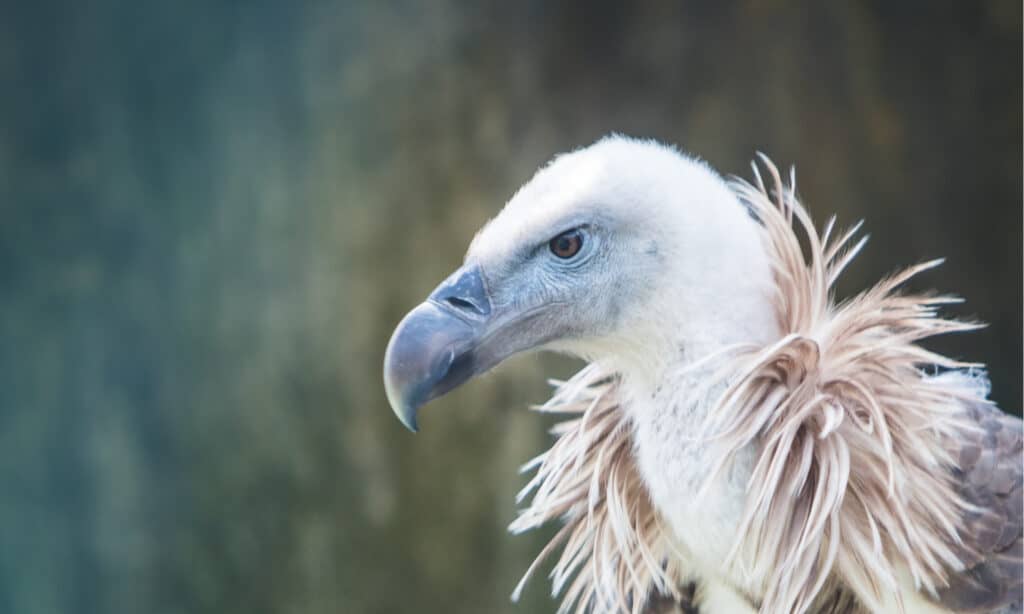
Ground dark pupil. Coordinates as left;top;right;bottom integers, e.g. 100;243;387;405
550;231;581;258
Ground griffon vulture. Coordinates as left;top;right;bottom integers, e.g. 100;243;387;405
383;136;1022;613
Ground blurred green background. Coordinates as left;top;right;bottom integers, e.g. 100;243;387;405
0;2;1020;613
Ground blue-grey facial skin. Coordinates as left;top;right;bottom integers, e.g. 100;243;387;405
383;219;660;432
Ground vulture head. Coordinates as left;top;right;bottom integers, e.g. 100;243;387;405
384;136;775;431
382;135;1022;613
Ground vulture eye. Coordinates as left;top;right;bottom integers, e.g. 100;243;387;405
549;229;584;259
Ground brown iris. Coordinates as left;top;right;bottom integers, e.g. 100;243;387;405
549;229;583;259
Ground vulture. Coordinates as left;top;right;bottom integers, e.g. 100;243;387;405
383;136;1023;614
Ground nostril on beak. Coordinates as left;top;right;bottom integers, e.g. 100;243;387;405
429;264;492;318
444;296;479;313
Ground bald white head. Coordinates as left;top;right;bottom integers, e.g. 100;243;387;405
384;135;778;429
468;136;775;370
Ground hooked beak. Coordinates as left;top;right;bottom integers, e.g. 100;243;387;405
383;264;495;432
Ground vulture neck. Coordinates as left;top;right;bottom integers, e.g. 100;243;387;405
609;237;780;589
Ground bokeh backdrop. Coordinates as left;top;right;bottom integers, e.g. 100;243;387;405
1;2;1020;613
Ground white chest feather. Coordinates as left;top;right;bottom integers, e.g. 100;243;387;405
627;377;763;598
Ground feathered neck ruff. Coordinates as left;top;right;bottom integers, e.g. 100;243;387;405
509;158;983;613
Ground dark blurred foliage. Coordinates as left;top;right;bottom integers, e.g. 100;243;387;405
0;1;1019;613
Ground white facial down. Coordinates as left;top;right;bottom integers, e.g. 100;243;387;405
465;135;777;376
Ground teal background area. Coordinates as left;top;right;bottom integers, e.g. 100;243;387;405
0;2;1020;613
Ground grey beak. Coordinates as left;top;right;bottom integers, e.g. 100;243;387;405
383;265;492;432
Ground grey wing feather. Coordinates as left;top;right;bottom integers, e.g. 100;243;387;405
936;401;1023;613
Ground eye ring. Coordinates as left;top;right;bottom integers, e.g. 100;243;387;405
549;228;584;259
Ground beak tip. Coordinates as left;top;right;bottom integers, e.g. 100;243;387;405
393;401;420;433
383;298;478;434
384;372;421;433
